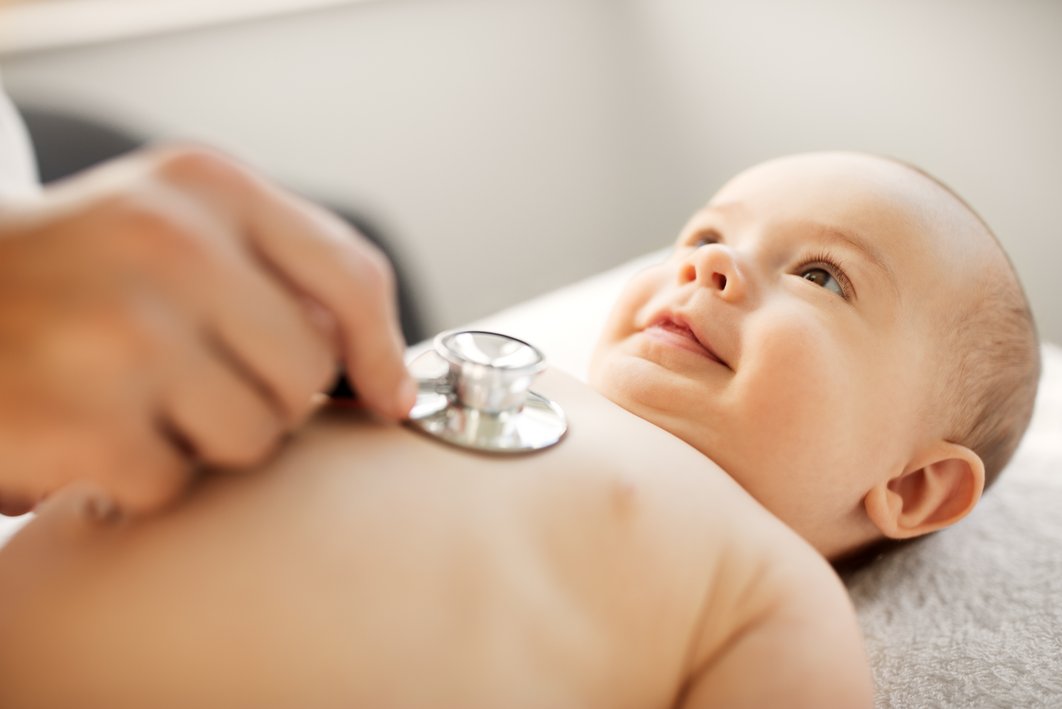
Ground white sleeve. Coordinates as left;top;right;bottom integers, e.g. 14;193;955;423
0;72;40;200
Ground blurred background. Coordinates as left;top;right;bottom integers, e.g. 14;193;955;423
1;0;1060;344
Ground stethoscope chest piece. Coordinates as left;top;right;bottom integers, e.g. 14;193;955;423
407;330;567;453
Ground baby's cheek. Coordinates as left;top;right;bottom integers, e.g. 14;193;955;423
590;266;672;392
603;271;665;339
742;322;858;433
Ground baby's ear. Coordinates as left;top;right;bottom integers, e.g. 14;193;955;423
864;442;985;540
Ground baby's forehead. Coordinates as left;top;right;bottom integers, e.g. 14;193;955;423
705;153;989;265
711;154;933;220
691;153;1007;321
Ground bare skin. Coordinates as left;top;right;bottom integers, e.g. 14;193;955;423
591;152;999;558
0;145;415;517
0;368;872;708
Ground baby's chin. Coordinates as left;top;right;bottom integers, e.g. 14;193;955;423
586;343;634;408
587;351;694;444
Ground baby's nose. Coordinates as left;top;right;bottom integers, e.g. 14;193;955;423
679;244;747;302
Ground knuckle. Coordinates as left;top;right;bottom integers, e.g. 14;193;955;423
131;462;191;511
115;461;192;515
151;143;242;187
148;224;215;278
105;449;183;507
53;302;154;375
347;241;397;300
103;194;215;276
209;419;283;469
38;414;192;517
103;191;180;238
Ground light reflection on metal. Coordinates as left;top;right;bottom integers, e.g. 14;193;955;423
407;330;567;454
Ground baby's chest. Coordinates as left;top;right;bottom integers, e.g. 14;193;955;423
465;472;733;704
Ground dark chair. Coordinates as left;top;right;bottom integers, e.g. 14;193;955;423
17;104;425;346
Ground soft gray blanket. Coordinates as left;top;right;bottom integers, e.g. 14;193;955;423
847;343;1062;708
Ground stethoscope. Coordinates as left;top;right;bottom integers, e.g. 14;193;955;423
330;330;567;453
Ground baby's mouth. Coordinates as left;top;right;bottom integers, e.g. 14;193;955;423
645;317;730;368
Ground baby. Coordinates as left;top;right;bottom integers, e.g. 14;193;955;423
0;152;1039;708
590;151;1040;561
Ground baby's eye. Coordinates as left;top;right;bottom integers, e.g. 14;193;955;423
800;267;845;296
688;231;721;249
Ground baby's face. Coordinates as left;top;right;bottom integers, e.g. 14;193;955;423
590;153;986;556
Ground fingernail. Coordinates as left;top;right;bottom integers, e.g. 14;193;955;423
83;495;123;525
396;377;418;419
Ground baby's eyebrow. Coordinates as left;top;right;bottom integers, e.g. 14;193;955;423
698;203;901;298
802;221;900;297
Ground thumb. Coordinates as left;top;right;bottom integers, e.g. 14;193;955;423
31;482;123;536
0;483;123;582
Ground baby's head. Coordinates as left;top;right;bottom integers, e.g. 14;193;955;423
589;152;1040;560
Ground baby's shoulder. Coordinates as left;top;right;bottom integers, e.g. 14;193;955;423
533;369;872;705
680;526;874;708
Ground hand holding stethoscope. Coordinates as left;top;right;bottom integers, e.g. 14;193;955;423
0;145;414;519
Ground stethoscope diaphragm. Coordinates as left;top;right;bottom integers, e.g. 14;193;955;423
406;330;567;454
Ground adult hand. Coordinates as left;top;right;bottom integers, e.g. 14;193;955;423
0;145;415;517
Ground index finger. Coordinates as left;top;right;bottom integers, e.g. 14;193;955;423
253;204;416;419
157;149;416;419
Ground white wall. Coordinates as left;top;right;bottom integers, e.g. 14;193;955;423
625;0;1062;345
2;0;652;333
3;0;1060;343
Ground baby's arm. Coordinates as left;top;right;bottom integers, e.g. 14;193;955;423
680;550;874;708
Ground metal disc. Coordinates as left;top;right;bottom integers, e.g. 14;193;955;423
404;331;568;454
407;390;567;454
